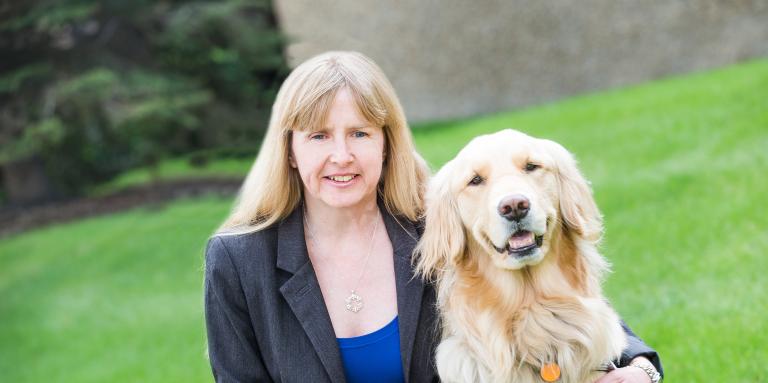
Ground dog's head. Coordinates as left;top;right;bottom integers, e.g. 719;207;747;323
416;129;603;277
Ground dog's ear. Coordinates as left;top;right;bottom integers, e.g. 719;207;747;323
541;139;603;242
415;161;466;281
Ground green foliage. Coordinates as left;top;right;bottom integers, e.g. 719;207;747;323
0;117;65;163
0;1;97;32
55;67;118;99
0;0;286;199
153;0;285;147
0;63;52;93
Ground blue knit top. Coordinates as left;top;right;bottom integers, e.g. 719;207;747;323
336;316;405;383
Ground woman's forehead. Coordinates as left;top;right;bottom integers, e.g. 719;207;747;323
294;103;381;133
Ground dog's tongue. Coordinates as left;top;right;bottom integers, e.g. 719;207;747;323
508;230;535;250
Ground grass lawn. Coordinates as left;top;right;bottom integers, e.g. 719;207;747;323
2;58;767;382
86;156;253;197
0;197;230;382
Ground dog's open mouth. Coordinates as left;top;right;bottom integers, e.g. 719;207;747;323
494;230;543;256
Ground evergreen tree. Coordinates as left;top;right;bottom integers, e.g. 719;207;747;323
0;0;286;205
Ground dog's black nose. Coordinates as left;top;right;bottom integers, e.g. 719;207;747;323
498;194;530;221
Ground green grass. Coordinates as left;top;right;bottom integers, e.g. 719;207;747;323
0;197;231;382
2;58;767;382
86;156;253;197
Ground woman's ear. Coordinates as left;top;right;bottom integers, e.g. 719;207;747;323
541;139;603;242
415;161;466;281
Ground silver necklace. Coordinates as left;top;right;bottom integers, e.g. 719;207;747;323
303;208;380;314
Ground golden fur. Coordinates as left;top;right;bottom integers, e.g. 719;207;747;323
416;129;627;383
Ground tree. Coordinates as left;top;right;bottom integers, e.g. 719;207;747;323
0;0;286;205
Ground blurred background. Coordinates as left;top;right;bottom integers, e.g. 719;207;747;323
1;0;767;381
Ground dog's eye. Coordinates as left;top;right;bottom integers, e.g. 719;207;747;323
468;174;484;186
525;162;540;172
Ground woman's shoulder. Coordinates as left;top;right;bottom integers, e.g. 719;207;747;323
211;225;279;247
205;225;280;270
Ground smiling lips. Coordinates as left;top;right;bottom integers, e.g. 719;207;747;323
325;174;358;183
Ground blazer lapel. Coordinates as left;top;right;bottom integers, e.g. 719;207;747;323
381;207;425;381
276;204;426;382
276;207;346;383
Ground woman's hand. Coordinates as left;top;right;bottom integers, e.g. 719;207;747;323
594;366;652;383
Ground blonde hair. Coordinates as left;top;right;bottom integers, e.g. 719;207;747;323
216;51;429;235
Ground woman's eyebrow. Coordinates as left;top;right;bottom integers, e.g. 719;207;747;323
306;125;327;133
320;124;375;131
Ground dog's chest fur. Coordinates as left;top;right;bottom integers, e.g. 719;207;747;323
435;267;627;383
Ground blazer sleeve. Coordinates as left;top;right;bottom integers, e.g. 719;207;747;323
204;236;273;382
618;320;664;378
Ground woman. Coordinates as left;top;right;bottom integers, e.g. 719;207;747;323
204;51;662;382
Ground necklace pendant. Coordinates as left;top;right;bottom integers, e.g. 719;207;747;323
345;291;364;313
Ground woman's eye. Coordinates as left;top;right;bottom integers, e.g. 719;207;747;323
352;131;369;138
525;162;540;172
468;174;484;186
309;133;327;140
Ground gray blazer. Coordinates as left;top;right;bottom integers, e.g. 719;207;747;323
204;204;661;382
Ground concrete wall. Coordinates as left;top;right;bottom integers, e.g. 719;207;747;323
274;0;768;123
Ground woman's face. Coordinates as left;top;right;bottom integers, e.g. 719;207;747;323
290;88;385;211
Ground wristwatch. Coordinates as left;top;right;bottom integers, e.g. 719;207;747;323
630;358;662;383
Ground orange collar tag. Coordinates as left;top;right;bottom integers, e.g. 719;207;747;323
540;363;561;382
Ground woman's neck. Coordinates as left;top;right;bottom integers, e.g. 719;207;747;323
303;196;381;240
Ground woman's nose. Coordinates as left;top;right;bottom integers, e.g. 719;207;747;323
330;138;354;164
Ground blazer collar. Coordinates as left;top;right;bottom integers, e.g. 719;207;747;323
276;206;345;382
381;203;425;381
275;201;425;382
275;206;307;274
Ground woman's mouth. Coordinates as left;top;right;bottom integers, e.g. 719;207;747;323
324;174;358;184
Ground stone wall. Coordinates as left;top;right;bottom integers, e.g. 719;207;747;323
274;0;768;122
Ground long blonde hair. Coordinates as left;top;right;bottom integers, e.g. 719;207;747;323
216;51;429;235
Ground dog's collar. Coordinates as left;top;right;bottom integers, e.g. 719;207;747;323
539;360;618;381
540;363;560;382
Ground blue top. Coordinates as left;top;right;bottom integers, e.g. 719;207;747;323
336;316;406;383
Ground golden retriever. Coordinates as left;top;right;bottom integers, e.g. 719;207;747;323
416;129;627;383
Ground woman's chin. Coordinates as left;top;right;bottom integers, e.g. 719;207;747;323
315;192;377;210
